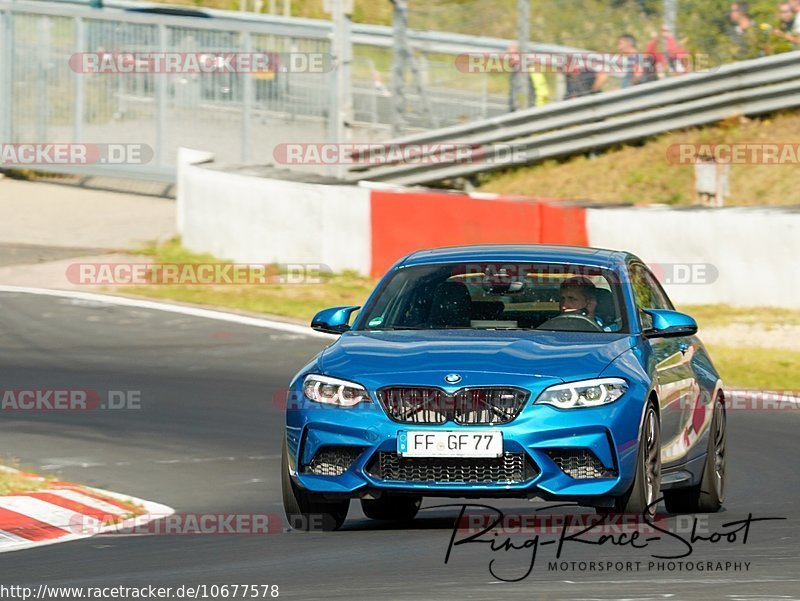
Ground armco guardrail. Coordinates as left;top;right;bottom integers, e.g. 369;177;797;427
348;51;800;185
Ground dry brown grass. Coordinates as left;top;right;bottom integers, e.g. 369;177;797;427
0;467;49;495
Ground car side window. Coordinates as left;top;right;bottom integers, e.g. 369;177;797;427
643;268;674;311
629;263;671;329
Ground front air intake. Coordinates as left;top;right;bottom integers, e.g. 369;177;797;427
305;446;364;476
548;449;616;479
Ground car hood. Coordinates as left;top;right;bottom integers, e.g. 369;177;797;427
318;330;633;388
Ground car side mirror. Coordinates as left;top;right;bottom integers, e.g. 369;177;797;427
642;309;698;339
311;306;361;335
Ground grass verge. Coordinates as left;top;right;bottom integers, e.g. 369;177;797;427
123;238;375;322
680;304;800;329
704;345;800;391
0;467;50;495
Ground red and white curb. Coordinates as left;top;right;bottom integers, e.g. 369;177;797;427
0;467;173;553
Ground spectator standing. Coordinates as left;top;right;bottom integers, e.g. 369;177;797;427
645;24;690;76
729;2;763;58
507;43;550;111
564;64;608;99
773;2;800;49
617;33;658;88
790;0;800;33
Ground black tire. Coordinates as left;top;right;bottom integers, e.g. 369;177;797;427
281;441;349;531
360;495;422;522
664;394;726;514
596;402;661;517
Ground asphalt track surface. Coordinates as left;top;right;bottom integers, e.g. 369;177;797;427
0;290;798;600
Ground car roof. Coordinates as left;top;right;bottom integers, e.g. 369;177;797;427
399;244;633;270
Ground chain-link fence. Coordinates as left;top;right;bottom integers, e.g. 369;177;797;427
0;0;515;179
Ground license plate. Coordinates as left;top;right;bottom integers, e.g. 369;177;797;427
397;430;503;458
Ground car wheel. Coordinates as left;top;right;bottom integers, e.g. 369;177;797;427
281;440;349;531
664;394;726;514
597;402;661;517
360;495;422;522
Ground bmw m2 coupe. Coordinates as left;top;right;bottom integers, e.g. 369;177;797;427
282;245;727;530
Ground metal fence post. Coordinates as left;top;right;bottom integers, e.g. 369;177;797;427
73;16;85;143
0;8;13;143
241;31;253;162
155;22;168;168
390;0;407;136
516;0;530;108
663;0;677;38
36;15;51;141
289;36;298;120
481;75;488;119
364;57;378;126
328;0;352;179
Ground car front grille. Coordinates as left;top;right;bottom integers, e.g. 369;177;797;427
366;452;537;484
548;449;616;479
305;446;364;476
377;386;529;425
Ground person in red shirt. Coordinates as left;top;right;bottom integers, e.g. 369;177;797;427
645;24;690;77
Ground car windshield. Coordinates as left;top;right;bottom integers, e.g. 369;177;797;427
356;262;629;333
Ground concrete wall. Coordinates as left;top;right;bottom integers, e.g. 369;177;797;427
586;206;800;306
178;151;371;273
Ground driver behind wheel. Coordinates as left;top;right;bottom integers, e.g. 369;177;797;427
559;277;616;331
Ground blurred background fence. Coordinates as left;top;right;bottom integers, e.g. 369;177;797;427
2;0;795;181
0;0;586;179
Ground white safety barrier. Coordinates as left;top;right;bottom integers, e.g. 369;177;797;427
586;206;800;306
177;150;372;274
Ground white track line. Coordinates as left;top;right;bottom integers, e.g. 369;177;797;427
0;286;334;338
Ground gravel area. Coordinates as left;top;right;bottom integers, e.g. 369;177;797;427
700;323;800;351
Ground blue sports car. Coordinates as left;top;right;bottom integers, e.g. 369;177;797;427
282;245;727;530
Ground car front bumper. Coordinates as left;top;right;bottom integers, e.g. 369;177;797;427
285;380;648;502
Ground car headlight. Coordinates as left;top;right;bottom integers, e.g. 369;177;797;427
535;378;628;409
302;374;370;407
